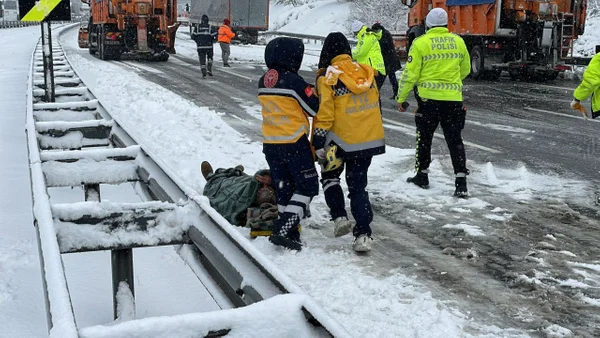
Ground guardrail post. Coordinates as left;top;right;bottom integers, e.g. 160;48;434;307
40;20;56;102
83;182;136;320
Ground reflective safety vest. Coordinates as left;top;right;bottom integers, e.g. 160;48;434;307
258;69;319;144
397;27;470;102
574;53;600;115
352;26;386;76
218;24;235;44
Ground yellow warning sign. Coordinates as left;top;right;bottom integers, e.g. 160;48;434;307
20;0;70;22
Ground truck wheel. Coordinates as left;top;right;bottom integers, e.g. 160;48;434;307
99;27;108;60
470;45;484;80
487;70;501;81
543;70;559;81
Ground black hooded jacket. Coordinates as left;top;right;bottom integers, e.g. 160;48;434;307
258;37;320;144
192;15;217;48
318;32;352;70
372;23;401;73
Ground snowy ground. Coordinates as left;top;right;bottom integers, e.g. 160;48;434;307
58;26;535;337
2;1;600;337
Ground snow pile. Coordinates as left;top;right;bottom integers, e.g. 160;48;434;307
42;159;138;187
574;12;600;56
270;0;353;36
52;201;191;252
115;282;136;322
79;294;331;338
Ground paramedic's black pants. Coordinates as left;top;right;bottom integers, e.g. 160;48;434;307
414;99;467;174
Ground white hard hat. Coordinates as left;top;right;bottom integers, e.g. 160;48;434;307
426;8;448;28
351;20;364;33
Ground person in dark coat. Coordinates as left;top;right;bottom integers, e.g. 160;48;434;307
191;14;217;78
257;37;320;251
372;22;402;100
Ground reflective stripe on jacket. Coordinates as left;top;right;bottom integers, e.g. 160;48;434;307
352;26;386;76
574;53;600;114
258;70;319;144
218;24;235;43
396;27;470;102
313;54;385;159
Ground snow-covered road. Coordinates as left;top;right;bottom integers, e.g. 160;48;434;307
57;24;600;337
2;19;599;337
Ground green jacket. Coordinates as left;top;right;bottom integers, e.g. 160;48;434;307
203;167;269;226
352;26;386;76
396;27;470;103
574;53;600;115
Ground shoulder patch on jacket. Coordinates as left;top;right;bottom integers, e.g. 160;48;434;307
264;69;279;88
304;85;314;97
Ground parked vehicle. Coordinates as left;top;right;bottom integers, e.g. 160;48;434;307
400;0;591;80
189;0;269;44
82;0;180;61
78;26;89;49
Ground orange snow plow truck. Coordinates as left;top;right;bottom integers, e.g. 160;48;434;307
400;0;590;80
82;0;180;61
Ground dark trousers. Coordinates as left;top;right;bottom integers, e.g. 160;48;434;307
320;156;373;237
197;48;213;70
385;71;399;96
263;137;319;236
414;100;467;174
375;74;386;90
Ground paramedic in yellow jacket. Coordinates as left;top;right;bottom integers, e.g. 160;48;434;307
258;37;320;251
313;32;386;253
571;52;600;119
351;20;387;90
396;8;471;198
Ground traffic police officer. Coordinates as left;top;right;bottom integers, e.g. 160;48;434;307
571;51;600;119
396;7;471;197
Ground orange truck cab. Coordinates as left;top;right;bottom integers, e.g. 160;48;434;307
82;0;179;61
401;0;589;80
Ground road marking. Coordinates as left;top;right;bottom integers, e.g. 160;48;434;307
121;61;164;74
536;84;576;91
217;66;256;81
383;117;502;153
523;107;600;123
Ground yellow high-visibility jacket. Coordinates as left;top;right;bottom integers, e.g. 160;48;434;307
574;53;600;114
313;54;385;159
396;27;470;103
352;26;386;76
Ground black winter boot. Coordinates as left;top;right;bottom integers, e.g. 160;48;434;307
454;177;468;198
407;172;429;189
201;68;207;78
207;62;213;76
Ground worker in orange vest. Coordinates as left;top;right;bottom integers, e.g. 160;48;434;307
218;18;236;67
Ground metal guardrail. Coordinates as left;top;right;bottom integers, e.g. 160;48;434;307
25;24;352;338
259;30;358;46
0;20;39;29
0;20;72;29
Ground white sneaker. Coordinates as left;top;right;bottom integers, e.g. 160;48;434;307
352;234;372;252
333;216;354;237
